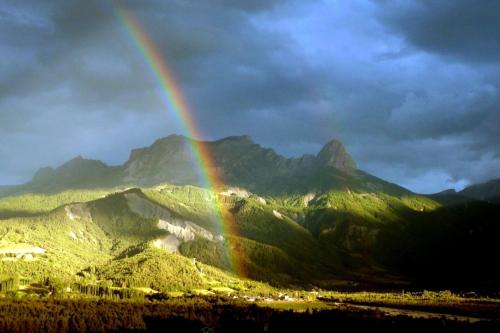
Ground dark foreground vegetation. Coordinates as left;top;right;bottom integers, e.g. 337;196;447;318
0;296;499;333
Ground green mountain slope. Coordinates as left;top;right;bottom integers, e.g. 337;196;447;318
0;185;339;289
0;188;273;294
0;189;112;219
1;135;499;292
2;181;497;290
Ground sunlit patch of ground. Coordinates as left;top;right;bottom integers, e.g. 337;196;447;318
257;300;333;312
256;290;500;322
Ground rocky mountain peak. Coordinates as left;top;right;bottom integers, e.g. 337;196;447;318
316;139;357;173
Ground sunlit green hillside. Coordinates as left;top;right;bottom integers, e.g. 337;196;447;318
1;180;497;293
0;189;113;219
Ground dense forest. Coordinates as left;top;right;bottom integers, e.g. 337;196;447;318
0;296;498;333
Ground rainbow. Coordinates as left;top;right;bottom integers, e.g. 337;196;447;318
114;4;245;277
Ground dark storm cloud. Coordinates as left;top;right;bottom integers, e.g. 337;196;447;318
376;0;500;63
363;0;500;191
0;0;499;193
0;0;303;183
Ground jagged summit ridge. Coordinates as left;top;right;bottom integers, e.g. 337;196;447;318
4;134;370;196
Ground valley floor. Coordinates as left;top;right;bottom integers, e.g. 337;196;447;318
0;291;499;332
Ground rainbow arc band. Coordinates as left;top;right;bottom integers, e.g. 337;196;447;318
115;5;245;277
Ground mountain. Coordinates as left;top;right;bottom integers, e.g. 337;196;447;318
459;179;500;203
1;135;406;197
0;134;499;292
430;179;500;205
428;189;470;205
28;156;122;193
2;180;498;290
0;187;254;293
0;185;342;288
123;134;199;186
121;134;363;193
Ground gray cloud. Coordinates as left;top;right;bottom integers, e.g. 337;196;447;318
0;0;499;193
376;0;500;63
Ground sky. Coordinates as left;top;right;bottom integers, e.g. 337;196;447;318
0;0;499;193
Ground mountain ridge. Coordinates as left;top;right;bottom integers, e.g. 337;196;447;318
459;178;500;203
7;134;499;205
2;134;394;197
430;178;500;205
1;136;499;290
